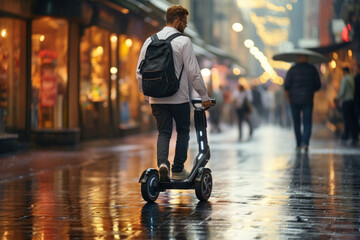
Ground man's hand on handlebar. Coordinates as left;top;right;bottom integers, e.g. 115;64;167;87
202;100;213;109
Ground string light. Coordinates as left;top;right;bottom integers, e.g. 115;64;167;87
232;23;244;32
239;2;293;85
266;16;290;26
250;12;288;46
244;39;255;48
247;43;284;85
266;2;286;12
236;0;266;9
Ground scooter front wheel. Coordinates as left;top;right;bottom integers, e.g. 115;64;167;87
141;171;160;202
195;168;212;201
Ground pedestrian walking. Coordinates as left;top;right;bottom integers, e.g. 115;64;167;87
232;84;253;141
209;85;224;133
284;55;321;152
251;85;264;123
136;5;212;181
335;67;358;145
354;63;360;134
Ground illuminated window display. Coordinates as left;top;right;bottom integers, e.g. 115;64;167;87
80;26;110;137
31;17;68;129
0;18;26;135
110;33;118;131
118;35;150;129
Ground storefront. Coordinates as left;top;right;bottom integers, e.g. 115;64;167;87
79;26;111;138
31;17;69;130
79;26;151;138
0;0;160;146
0;0;31;152
0;0;235;147
0;17;27;136
78;4;157;139
118;34;153;133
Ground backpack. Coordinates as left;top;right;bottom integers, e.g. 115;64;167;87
139;33;184;98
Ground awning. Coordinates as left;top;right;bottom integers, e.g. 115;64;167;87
89;0;161;39
90;3;127;33
33;0;93;25
0;0;32;18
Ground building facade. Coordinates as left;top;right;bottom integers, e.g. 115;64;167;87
0;0;162;145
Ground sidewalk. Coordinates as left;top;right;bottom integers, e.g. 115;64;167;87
0;123;358;183
1;123;360;239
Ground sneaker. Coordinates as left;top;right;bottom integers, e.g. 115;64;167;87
159;164;170;182
172;169;190;181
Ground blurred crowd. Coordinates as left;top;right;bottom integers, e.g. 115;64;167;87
204;62;360;146
206;82;292;141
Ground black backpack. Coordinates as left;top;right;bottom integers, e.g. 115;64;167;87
139;33;184;98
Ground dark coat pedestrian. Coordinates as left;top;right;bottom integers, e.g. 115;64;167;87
284;55;321;152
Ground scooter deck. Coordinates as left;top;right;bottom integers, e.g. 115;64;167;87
159;180;194;190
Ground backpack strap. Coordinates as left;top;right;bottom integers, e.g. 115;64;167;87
166;33;185;42
150;34;159;42
166;33;185;80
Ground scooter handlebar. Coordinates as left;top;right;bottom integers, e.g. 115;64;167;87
191;98;216;110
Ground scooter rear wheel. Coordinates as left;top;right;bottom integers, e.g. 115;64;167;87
141;171;160;202
195;168;212;201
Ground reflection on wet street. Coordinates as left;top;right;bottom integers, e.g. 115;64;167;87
1;125;360;239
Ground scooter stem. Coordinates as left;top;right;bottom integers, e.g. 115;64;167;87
194;109;209;155
187;108;211;181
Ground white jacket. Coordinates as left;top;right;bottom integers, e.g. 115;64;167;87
136;26;210;104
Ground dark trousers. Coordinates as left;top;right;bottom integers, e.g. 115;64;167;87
290;103;313;147
341;100;358;142
151;103;190;173
235;108;252;140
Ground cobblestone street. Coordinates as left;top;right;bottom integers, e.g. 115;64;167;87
1;124;360;239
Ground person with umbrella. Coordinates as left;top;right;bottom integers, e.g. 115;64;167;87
283;54;322;153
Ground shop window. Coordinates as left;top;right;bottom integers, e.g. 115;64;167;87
80;26;110;138
118;35;151;130
31;17;68;129
0;18;26;135
110;34;118;131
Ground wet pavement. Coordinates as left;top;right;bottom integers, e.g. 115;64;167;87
1;124;360;239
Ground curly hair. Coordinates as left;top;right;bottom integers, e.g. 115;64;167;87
166;5;189;24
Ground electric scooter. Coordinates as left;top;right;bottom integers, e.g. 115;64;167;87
139;98;216;202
